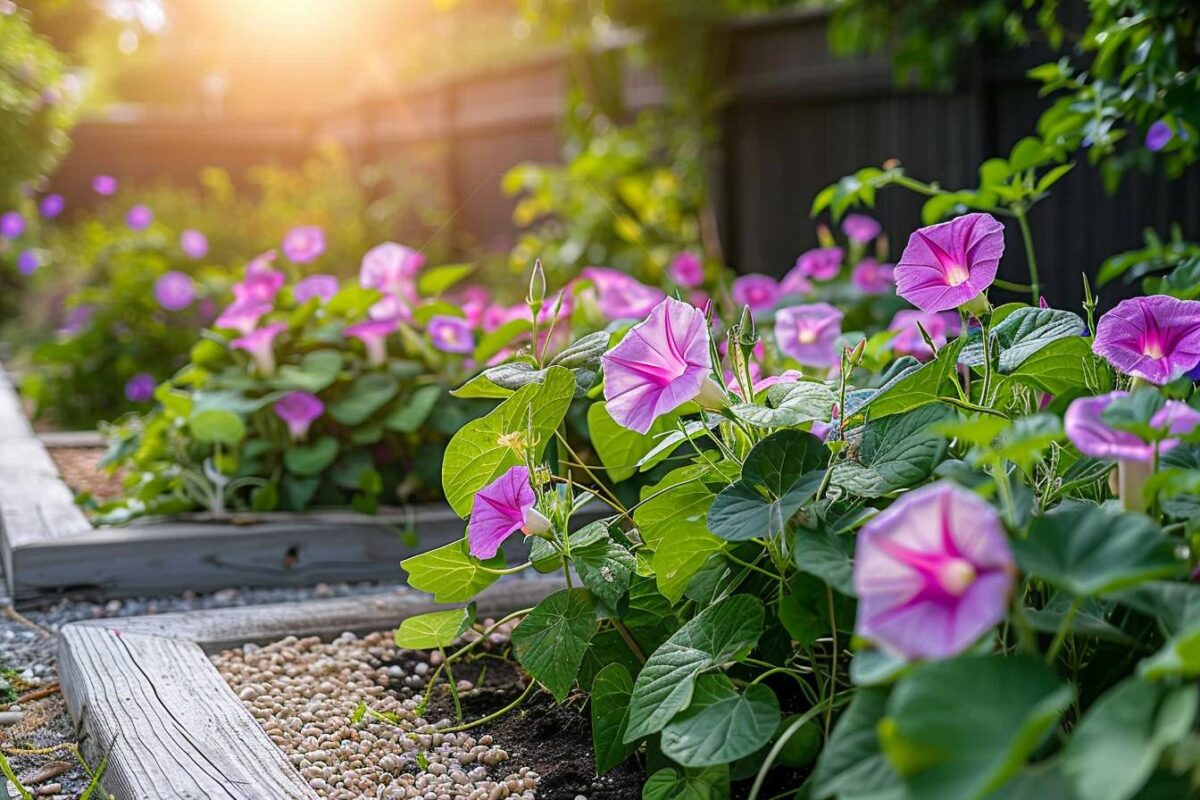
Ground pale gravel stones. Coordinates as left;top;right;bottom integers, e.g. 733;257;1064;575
214;630;540;800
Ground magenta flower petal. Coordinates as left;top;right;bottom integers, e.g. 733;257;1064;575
17;250;38;276
582;267;666;320
180;229;209;259
669;252;705;288
1065;391;1200;463
234;251;286;305
274;391;325;440
601;296;715;434
92;175;118;196
852;259;895;294
39;194;64;219
344;319;397;366
842;213;882;244
154;271;195;311
360;242;425;301
231;322;288;375
854;481;1015;661
1;211;25;238
428;315;475;354
732;274;779;313
126;204;153;231
789;247;844;283
889;310;960;361
775;303;844;367
895;213;1004;312
1146;121;1174;152
282;226;326;264
468;466;538;559
294;274;340;304
215;300;271;336
124;373;157;403
1092;295;1200;385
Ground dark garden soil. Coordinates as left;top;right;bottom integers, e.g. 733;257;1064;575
46;447;123;501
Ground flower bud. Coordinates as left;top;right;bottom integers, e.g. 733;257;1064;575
526;258;546;307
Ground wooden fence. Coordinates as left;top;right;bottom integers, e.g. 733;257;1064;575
48;9;1200;308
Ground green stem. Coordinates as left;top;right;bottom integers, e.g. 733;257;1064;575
1045;597;1081;664
724;550;785;582
428;681;536;734
747;695;849;800
980;316;994;406
825;587;839;737
611;619;646;664
993;278;1033;293
442;649;463;721
477;562;533;576
1015;209;1041;304
938;397;1009;418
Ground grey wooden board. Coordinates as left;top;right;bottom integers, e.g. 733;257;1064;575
38;429;107;448
58;580;558;800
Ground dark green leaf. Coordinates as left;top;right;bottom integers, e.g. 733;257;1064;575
283;436;340;477
660;675;781;767
384;384;443;433
511;588;599;701
591;663;638;775
811;688;904;800
959;308;1086;373
832;405;952;497
328;373;400;426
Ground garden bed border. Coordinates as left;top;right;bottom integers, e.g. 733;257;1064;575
57;579;558;800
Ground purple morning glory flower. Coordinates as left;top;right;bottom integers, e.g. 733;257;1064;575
231;322;288;375
124;373;157;403
180;229;209;259
233;251;285;305
126;204;153;231
1146;121;1174;152
58;304;94;336
344;319;397;366
40;194;64;219
154;271;196;311
282;225;326;264
294;274;340;304
601;296;724;434
274;391;325;440
1092;296;1200;385
1065;391;1200;463
428;315;475;354
854;481;1016;661
92;175;118;196
468;465;549;559
895;213;1004;313
852;259;895;294
889;310;960;361
731;274;780;313
669;252;705;288
842;213;882;244
582;267;666;321
1;211;24;238
215;300;271;336
775;303;844;368
17;250;38;276
360;242;425;298
789;247;844;283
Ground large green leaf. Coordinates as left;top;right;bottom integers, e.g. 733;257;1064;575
393;605;475;650
573;535;637;609
729;381;837;428
591;663;638;775
861;337;965;421
1004;336;1099;395
441;366;575;516
400;540;504;602
832;405;951;497
708;430;826;541
793;525;856;596
511;588;599;701
959;307;1085;372
188;409;246;445
1063;679;1198;800
417;262;474;295
643;765;729;800
881;656;1073;800
384;384;443;433
328;373;400;425
283;436;339;477
587;401;674;482
660;675;781;767
810;688;904;800
271;349;343;393
635;465;724;603
624;594;764;742
1014;502;1182;597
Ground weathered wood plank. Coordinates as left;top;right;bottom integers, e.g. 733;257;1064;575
59;582;556;799
38;430;107;448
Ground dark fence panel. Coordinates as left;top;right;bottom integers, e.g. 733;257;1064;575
46;10;1200;309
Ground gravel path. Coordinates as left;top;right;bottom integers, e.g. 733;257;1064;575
0;578;412;798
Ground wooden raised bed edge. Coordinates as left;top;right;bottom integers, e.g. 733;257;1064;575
58;579;560;800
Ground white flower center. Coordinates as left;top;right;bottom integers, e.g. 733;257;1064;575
937;558;977;596
945;264;970;287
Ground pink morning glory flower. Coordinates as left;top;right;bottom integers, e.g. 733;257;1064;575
790;247;844;282
180;229;209;259
669;252;705;288
215;300;271;336
274;391;325;440
344;319;396;366
1092;295;1200;385
601;296;725;434
282;226;326;264
154;271;195;311
231;322;288;375
428;315;475;355
1065;391;1200;463
92;175;118;196
233;251;286;305
1;211;24;238
360;241;425;299
17;250;38;275
842;213;882;244
889;310;961;361
852;259;895;294
895;213;1004;313
854;481;1016;661
732;274;779;313
775;303;844;368
582;267;666;320
1146;121;1174;152
40;194;64;219
124;373;157;403
467;465;550;560
294;274;340;304
126;204;153;231
460;286;491;327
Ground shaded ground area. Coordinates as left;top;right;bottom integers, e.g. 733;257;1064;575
46;447;124;502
